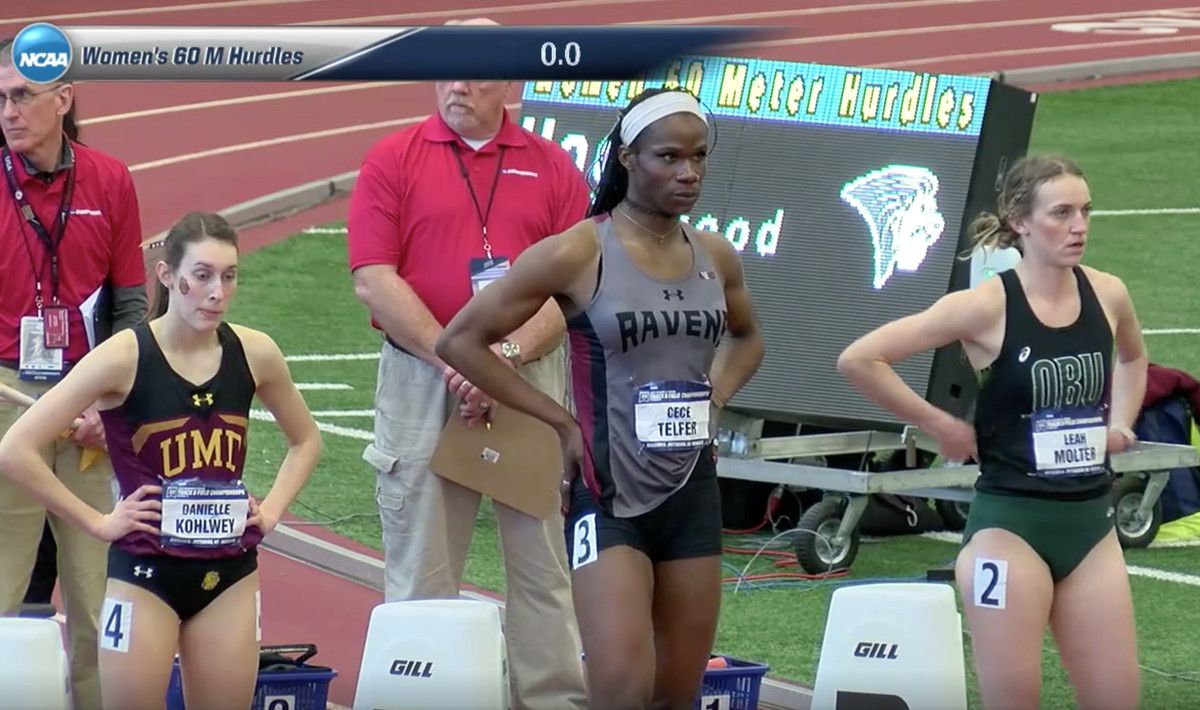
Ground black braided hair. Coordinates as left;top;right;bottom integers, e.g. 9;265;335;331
587;86;702;218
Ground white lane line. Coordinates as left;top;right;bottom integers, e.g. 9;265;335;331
286;352;377;362
921;532;1200;585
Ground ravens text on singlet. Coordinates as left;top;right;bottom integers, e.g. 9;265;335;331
567;215;727;517
973;267;1115;499
99;323;261;557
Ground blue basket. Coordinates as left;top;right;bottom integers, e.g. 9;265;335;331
165;652;336;710
694;656;770;710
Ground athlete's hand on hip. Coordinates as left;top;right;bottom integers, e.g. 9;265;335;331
94;484;161;541
557;420;585;515
1107;427;1135;455
246;496;280;535
929;414;977;464
72;406;107;450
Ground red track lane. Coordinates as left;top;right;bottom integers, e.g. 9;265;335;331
258;549;380;705
6;1;1199;706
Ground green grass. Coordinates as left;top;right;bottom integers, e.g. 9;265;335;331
226;77;1200;708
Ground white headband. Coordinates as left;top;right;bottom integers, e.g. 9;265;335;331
619;91;707;145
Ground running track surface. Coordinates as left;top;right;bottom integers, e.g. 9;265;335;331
6;1;1200;705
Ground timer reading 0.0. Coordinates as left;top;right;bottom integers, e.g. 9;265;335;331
540;41;581;68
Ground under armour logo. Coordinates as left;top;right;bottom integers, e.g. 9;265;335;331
1018;347;1031;363
192;392;214;407
662;289;684;301
133;565;154;579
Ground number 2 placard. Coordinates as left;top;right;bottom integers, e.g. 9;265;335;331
973;558;1008;610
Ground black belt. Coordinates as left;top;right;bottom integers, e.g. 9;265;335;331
385;335;416;357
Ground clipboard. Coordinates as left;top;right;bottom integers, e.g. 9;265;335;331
429;403;564;519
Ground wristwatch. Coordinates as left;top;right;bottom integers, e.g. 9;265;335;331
500;339;522;366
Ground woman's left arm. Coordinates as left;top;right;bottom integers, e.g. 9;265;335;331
705;234;765;408
239;327;323;534
1106;275;1149;451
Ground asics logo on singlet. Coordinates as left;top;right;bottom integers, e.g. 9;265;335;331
1018;347;1031;363
662;288;684;301
133;565;154;578
192;392;214;407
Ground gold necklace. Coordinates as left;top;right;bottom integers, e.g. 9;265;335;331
617;205;679;245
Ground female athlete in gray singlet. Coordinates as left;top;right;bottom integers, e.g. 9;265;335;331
438;87;764;709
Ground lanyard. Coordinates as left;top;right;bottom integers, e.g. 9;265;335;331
2;145;75;314
450;143;506;260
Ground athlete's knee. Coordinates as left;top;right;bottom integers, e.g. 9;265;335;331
585;657;655;709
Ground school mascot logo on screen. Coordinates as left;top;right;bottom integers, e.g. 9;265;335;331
840;165;946;290
12;23;73;83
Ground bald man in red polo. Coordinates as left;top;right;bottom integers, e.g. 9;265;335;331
346;21;589;710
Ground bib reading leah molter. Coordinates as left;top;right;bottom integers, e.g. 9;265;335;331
161;478;250;548
1031;408;1108;478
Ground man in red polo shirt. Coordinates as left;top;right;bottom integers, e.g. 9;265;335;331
346;26;590;710
0;39;146;710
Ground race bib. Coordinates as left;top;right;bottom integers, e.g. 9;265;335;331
1030;409;1107;478
634;380;711;452
161;478;249;548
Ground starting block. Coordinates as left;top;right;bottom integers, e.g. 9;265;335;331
0;616;71;710
353;599;508;710
811;582;967;710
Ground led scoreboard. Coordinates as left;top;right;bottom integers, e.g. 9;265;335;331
520;55;1037;429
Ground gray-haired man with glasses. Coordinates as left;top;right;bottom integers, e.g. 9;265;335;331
0;38;147;710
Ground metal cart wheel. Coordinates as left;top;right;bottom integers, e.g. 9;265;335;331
794;498;860;573
1112;474;1163;549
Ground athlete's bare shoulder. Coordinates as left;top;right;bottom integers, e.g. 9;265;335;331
687;227;743;281
1078;264;1131;303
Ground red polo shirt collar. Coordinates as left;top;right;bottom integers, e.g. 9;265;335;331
419;110;529;149
7;139;84;188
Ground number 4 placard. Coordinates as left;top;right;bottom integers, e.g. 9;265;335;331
701;694;730;710
100;598;132;653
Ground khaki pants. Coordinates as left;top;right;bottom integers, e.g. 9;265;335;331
0;367;114;710
363;342;587;710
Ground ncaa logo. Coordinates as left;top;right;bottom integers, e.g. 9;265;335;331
12;23;73;83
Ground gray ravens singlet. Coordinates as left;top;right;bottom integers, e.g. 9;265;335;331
566;214;728;517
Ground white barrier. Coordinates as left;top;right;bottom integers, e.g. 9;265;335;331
811;583;967;710
353;599;509;710
0;617;70;710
